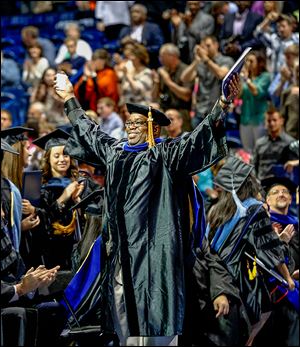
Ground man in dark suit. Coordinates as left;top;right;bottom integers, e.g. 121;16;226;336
219;1;263;59
118;3;164;68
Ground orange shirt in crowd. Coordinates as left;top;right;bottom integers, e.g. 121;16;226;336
74;67;119;111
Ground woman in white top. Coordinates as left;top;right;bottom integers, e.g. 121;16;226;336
120;43;153;105
22;42;49;88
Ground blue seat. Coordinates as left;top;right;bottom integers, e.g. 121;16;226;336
3;49;17;61
1;37;15;47
1;89;29;126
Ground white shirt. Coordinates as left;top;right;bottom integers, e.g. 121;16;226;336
95;1;134;26
22;57;49;87
55;39;92;65
130;25;143;43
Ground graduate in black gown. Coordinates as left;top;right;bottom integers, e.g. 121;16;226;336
51;73;244;346
206;156;296;345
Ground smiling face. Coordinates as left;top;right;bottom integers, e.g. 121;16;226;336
125;114;148;145
49;145;71;177
266;184;292;213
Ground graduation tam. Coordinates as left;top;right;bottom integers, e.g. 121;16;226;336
214;155;254;192
261;176;297;195
126;103;171;148
126;103;171;126
32;128;70;151
1;138;19;155
71;189;104;216
1;127;34;145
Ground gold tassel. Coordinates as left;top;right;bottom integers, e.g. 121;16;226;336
147;106;155;148
52;210;77;236
247;256;257;280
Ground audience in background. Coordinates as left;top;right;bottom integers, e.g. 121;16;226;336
280;61;299;140
21;26;56;65
181;35;233;128
22;42;49;88
31;67;67;126
169;1;215;64
74;48;119;111
57;37;86;77
119;43;153;105
55;22;92;65
118;3;164;67
239;50;271;154
219;1;263;59
1;51;21;89
153;43;192;131
96;97;124;136
252;106;296;180
95;1;134;40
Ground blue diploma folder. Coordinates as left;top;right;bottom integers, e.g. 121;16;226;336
222;47;252;99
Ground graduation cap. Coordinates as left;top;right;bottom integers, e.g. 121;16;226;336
261;176;297;195
126;103;171;148
32;128;70;151
1;127;34;145
1;138;19;155
214;155;254;193
70;189;104;216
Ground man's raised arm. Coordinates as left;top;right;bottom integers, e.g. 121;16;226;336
54;73;116;168
163;74;241;175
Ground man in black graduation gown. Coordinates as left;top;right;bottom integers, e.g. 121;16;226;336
53;73;241;346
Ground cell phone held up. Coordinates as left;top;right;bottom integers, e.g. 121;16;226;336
56;73;67;91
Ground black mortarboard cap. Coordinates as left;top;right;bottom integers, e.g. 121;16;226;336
1;127;34;145
261;176;297;195
214;155;254;192
1;138;19;155
32;128;70;151
70;189;104;215
126;103;171;126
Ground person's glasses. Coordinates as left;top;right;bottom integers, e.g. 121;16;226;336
125;121;147;128
269;189;290;196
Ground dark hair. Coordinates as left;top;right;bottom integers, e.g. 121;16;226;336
207;173;261;241
41;147;79;183
266;104;283;118
28;42;44;57
249;50;267;75
34;67;57;102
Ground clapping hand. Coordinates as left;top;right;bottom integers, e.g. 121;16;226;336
158;67;171;83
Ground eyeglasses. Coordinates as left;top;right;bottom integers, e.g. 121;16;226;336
125;121;147;128
268;189;290;196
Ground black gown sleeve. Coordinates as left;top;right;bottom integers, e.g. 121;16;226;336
161;102;228;176
63;97;117;169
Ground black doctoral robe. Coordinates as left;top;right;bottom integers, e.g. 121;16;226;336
63;97;231;337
